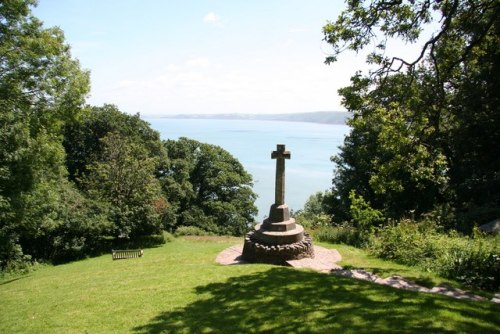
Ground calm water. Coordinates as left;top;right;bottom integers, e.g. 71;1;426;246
144;118;350;219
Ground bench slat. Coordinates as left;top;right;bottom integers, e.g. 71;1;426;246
112;249;144;260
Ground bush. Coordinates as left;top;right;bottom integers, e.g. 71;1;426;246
162;232;175;243
14;180;112;265
111;233;167;250
312;223;367;247
0;241;36;275
368;220;440;267
369;221;500;291
175;226;214;237
349;190;384;230
295;213;331;230
179;208;221;235
434;230;499;291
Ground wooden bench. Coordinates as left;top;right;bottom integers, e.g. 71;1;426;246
112;249;144;260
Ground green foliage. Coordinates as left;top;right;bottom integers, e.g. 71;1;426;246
0;0;90;128
433;230;499;292
369;222;500;291
63;104;171;241
63;104;166;185
0;0;90;268
84;132;165;239
0;241;34;275
313;223;363;247
295;191;373;246
330;73;453;221
308;199;499;291
324;0;500;230
1;179;111;268
0;3;171;267
295;213;331;231
111;233;167;250
20;180;111;263
162;231;175;243
349;190;384;229
302;191;332;216
294;191;334;230
162;138;257;236
368;221;440;268
175;226;214;237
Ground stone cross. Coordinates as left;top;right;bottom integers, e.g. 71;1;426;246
271;144;290;205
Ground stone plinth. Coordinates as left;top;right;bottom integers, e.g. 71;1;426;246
242;144;314;265
242;230;314;265
242;204;314;265
267;203;290;222
254;221;304;244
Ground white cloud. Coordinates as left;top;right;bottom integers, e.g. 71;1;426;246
185;57;210;68
203;12;222;26
96;54;355;116
164;64;180;72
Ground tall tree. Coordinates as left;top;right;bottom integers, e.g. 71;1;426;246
0;0;90;267
323;0;499;229
84;133;165;238
163;138;257;236
63;104;166;186
63;104;169;238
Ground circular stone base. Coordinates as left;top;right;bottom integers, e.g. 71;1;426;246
241;230;314;265
253;223;304;245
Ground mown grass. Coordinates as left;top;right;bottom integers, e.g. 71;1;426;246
1;236;499;333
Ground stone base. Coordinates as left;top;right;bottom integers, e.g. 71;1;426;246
267;203;291;222
253;221;304;245
242;230;314;265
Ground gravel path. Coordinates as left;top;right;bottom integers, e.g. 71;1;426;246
216;244;499;303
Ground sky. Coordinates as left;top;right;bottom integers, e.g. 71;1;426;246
32;1;373;116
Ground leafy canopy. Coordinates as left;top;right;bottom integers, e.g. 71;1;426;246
324;0;499;230
163;138;257;236
1;0;91;267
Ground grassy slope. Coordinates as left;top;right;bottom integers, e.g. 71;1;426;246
1;237;498;333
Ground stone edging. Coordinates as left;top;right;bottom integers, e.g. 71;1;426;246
331;268;498;303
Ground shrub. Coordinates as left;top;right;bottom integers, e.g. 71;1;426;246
162;232;175;243
175;226;214;237
368;220;440;267
349;190;384;230
369;221;500;291
433;230;499;291
312;223;367;247
16;180;113;264
295;213;331;230
0;241;36;275
111;233;167;250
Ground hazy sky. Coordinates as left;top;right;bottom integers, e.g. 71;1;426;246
33;1;371;116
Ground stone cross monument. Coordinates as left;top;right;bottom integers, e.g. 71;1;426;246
272;144;290;206
242;144;314;265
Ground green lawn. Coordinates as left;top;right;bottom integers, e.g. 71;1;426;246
1;236;498;333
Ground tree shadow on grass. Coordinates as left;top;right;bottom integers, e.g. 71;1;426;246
0;275;30;286
132;267;499;333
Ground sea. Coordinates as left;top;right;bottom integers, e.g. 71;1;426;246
143;118;350;220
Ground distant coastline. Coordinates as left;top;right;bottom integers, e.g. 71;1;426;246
151;111;350;125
